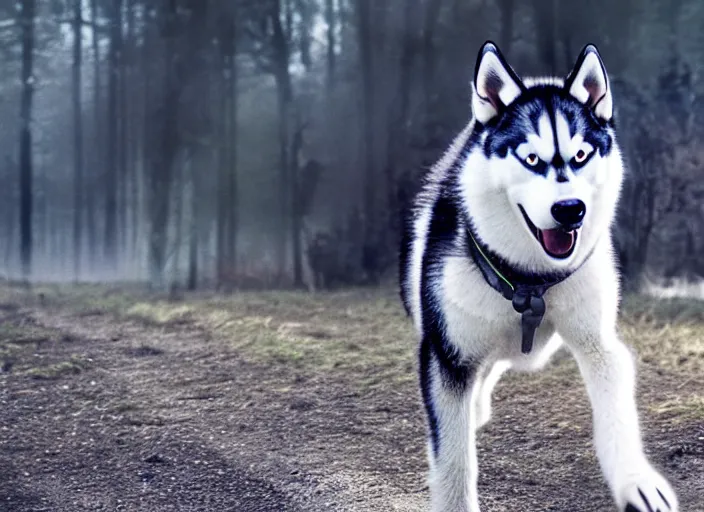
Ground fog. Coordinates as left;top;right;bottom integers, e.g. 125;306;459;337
0;0;702;292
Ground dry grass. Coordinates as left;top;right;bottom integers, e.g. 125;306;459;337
620;295;704;375
2;283;702;512
125;289;419;388
25;355;92;380
2;282;703;412
0;303;72;374
648;395;704;423
2;284;418;389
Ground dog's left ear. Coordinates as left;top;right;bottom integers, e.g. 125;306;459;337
472;41;524;123
565;44;613;121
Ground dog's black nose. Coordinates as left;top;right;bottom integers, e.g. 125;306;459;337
551;199;586;227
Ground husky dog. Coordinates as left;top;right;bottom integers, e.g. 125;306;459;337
399;42;678;512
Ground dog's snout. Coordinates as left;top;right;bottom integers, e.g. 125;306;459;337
551;199;586;227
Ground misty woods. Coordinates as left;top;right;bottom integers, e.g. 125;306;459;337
0;0;702;291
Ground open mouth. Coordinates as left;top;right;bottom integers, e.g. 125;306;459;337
518;205;578;259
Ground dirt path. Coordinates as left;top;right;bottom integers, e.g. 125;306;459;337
1;290;703;511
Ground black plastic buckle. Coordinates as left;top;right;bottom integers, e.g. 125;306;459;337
511;292;546;354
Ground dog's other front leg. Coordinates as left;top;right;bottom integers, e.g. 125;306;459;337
420;336;481;512
474;360;511;430
565;330;678;512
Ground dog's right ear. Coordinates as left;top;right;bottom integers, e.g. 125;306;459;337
564;44;612;121
472;41;524;123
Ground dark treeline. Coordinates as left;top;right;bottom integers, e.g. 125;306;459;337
0;0;703;291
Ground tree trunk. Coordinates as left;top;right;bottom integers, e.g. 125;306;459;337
297;0;313;70
87;0;100;269
72;0;84;280
422;0;443;116
105;0;123;269
356;0;378;282
171;151;185;288
533;0;558;74
275;76;292;284
271;0;293;285
187;149;199;291
148;0;179;288
227;37;239;282
498;0;514;55
19;0;36;281
215;12;236;287
126;0;139;267
277;2;302;287
325;0;336;92
135;0;151;266
4;157;16;270
34;152;45;267
385;0;421;252
290;119;305;288
214;5;240;288
215;61;228;285
120;0;132;265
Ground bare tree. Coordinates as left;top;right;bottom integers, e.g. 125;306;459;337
215;6;239;288
147;0;179;287
243;0;302;285
86;0;101;267
532;0;558;73
72;0;84;280
119;0;133;256
18;0;36;280
421;0;443;115
0;0;699;289
384;0;422;254
325;0;336;92
355;0;378;282
104;0;123;268
271;0;297;285
498;0;514;55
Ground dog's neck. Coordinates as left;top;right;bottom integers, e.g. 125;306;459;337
465;218;580;354
465;219;572;291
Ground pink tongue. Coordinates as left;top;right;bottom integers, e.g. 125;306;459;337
540;229;575;256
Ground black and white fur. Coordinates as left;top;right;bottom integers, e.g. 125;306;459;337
400;42;678;512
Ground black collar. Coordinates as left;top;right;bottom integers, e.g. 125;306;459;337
465;222;587;354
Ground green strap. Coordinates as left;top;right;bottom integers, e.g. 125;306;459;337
467;229;515;292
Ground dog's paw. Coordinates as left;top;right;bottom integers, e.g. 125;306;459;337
617;468;678;512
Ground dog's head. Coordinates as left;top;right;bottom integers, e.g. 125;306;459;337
460;41;624;272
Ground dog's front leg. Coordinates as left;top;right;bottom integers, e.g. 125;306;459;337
566;330;678;512
420;337;481;512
